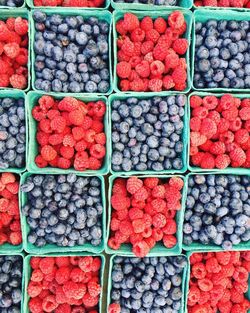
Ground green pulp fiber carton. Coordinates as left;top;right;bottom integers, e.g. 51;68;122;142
0;90;27;173
0;9;31;92
108;92;188;176
192;9;250;93
113;9;193;95
184;251;250;313
188;92;250;173
107;254;188;312
27;91;110;175
111;0;192;11
0;173;23;254
0;253;24;313
183;172;250;252
20;171;106;254
105;174;188;256
23;253;105;312
30;9;113;95
27;0;110;9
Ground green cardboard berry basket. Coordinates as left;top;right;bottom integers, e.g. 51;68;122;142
184;251;250;313
108;92;189;176
30;8;113;95
183;171;250;252
0;252;25;312
187;92;250;174
27;91;110;175
0;90;28;174
191;9;250;93
20;171;106;254
105;174;188;257
0;9;31;93
113;9;193;95
111;0;192;11
27;0;110;9
107;253;188;312
0;173;23;254
23;252;105;313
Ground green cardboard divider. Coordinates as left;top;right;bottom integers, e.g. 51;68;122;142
183;171;250;252
20;171;106;254
30;8;113;95
108;92;189;175
191;9;250;92
107;254;188;313
0;9;31;92
0;90;27;173
23;252;105;312
187;92;250;173
27;91;110;175
105;174;188;256
112;9;193;94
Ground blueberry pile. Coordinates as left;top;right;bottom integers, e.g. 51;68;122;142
111;96;186;172
184;174;250;250
33;10;110;93
0;97;26;170
110;256;187;313
21;174;103;249
114;0;176;5
0;255;23;313
0;0;23;6
194;20;250;89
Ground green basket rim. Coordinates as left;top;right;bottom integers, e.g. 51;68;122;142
30;8;113;95
26;91;110;175
0;90;27;173
23;252;105;313
112;9;193;95
107;253;188;313
187;92;250;173
108;92;189;175
26;0;110;9
0;172;23;253
111;0;193;10
191;9;250;92
105;173;188;256
0;9;31;92
183;171;250;252
20;171;106;254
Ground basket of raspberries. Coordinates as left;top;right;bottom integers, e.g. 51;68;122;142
115;11;191;92
31;0;106;7
0;14;29;90
29;94;107;173
195;0;250;8
107;176;185;257
189;94;250;170
26;255;104;313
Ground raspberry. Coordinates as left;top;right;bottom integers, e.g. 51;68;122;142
128;207;143;220
188;286;201;304
3;43;20;59
205;257;221;273
132;218;145;233
169;177;183;190
29;297;43;313
132;240;150;257
144;177;159;188
88;280;101;297
153;17;167;34
40;145;57;162
58;97;78;112
146;29;160;43
123;13;139;32
126;177;143;195
190;132;207;147
200;152;215;169
50;116;66;133
209;141;226;155
28;281;43;298
230;147;246;166
117;61;131;79
235;129;249;144
89;144;105;159
140;40;154;55
218;301;232;313
1;173;15;185
163;234;177;248
172;38;188;55
151;185;165;198
9;232;22;245
9;74;27;89
108;303;121;313
200;118;217;139
190;95;203;108
150;60;165;76
130;28;145;42
55;304;71;313
78;256;93;272
233;266;248;282
192;263;207;279
172;66;187;84
42;295;57;312
135;60;150;78
140;16;154;31
148;78;162;92
162;76;175;90
168;11;185;29
198;278;213;292
152;213;166;228
14;17;28;36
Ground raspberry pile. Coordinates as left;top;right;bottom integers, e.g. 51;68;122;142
184;174;250;250
108;176;184;257
0;173;22;247
0;255;23;312
188;251;250;313
116;12;189;92
21;174;103;249
109;255;187;313
33;11;110;93
189;94;250;169
0;96;26;170
27;256;102;313
111;95;186;173
34;0;104;6
114;0;177;5
0;16;28;89
195;0;250;7
32;95;106;171
194;19;250;89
